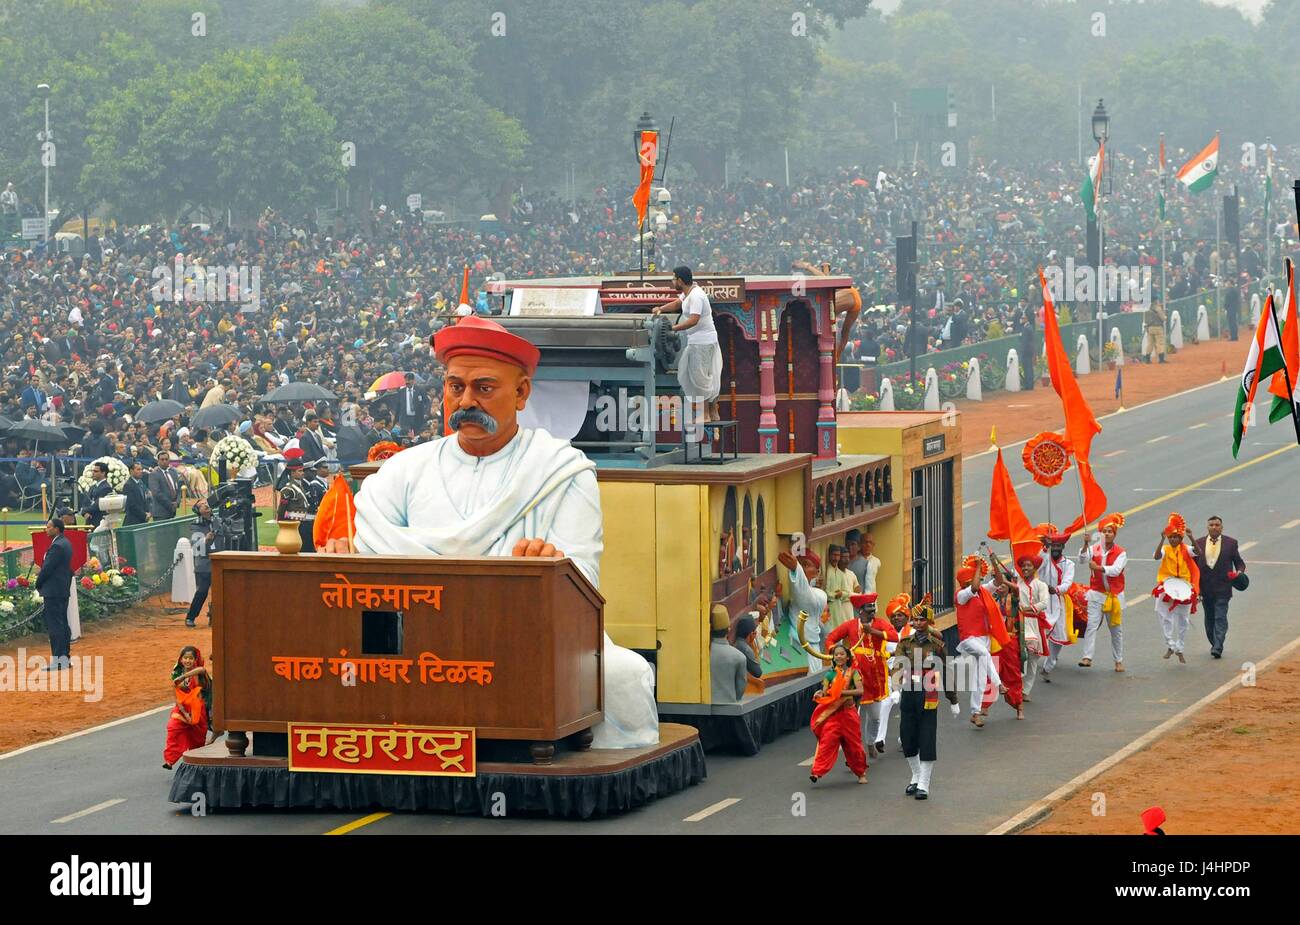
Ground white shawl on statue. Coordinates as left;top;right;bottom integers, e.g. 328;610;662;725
352;427;659;749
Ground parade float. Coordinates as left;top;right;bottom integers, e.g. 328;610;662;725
169;271;962;817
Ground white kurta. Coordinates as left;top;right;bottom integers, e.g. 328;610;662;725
354;427;659;749
784;563;828;675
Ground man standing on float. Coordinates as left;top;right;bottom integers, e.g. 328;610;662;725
329;315;660;749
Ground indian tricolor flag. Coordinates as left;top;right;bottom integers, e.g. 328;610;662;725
1268;257;1299;425
1081;140;1104;222
1176;134;1219;194
1232;291;1286;457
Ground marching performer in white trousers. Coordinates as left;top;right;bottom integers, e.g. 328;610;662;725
1152;512;1199;664
1038;531;1076;678
954;555;1010;728
1078;513;1128;671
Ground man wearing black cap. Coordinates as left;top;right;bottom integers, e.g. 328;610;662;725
277;448;313;551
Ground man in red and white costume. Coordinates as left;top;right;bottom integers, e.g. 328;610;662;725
826;592;898;757
955;555;1010;728
1038;531;1076;679
1077;513;1128;671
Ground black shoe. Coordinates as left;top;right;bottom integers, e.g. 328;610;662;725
163;762;173;770
809;774;818;784
1158;356;1167;363
905;783;918;795
1211;650;1222;659
185;619;196;627
915;789;929;800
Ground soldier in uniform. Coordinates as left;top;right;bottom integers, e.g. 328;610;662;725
894;600;960;800
277;448;313;551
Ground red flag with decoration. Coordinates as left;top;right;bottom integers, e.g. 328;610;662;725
1039;268;1107;533
632;130;658;228
987;447;1043;563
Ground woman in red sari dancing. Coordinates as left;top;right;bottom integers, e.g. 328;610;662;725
163;645;210;769
808;643;868;785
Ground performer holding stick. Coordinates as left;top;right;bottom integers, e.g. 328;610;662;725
1077;513;1128;671
894;603;960;800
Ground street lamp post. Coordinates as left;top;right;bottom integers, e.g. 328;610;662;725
1091;99;1110;362
37;83;51;245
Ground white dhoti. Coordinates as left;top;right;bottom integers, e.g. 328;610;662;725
1022;653;1043;694
677;342;723;405
1155;599;1191;654
354;427;660;749
1082;589;1123;663
956;635;1000;715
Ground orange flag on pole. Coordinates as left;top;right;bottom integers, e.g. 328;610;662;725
313;474;357;551
632;130;659;228
987;447;1043;563
1038;268;1107;533
457;264;471;311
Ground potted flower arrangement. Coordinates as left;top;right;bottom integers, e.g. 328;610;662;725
1102;341;1119;370
0;575;45;641
77;456;130;494
75;556;140;619
211;434;258;478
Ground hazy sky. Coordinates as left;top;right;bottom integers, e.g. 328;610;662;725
872;0;1267;21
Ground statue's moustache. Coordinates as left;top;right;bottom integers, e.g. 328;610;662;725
449;407;499;434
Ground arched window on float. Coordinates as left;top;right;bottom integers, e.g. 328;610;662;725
756;496;767;575
742;492;753;570
720;485;738;577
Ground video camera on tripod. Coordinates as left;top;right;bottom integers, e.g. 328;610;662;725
208;477;259;552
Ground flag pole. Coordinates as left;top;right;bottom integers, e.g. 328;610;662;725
1271;254;1300;446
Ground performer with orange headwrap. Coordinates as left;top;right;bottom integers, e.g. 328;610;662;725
1152;513;1200;664
879;593;915;748
955;554;1011;728
1038;530;1076;680
1078;512;1128;671
808;643;868;785
826;592;898;757
1008;552;1050;701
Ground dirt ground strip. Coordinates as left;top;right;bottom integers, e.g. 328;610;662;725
954;335;1243;456
1025;655;1300;835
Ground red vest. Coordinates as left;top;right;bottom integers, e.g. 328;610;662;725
1088;543;1126;595
956;593;995;641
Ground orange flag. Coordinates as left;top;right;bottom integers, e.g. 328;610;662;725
632;130;658;228
313;474;357;550
987;447;1043;563
1039;269;1107;533
1268;258;1298;414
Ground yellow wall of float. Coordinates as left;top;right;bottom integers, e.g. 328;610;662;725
598;481;659;650
654;483;709;703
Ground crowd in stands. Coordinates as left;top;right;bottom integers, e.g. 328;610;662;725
1;150;1291;508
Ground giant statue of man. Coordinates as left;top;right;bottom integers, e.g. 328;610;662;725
328;316;659;749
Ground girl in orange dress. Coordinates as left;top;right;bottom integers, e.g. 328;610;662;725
809;644;868;785
164;645;211;769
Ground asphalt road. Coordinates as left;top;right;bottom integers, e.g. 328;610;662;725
2;377;1297;835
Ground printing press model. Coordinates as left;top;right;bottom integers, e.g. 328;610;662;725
494;312;691;467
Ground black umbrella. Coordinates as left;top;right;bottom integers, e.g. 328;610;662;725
335;425;370;465
262;382;336;403
189;404;242;430
3;419;70;445
135;399;186;425
0;415;12;430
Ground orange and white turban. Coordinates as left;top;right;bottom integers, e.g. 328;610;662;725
956;553;989;584
885;593;912;619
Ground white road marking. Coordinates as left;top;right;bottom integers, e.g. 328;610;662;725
1238;541;1257;552
684;798;742;822
964;379;1234;461
963;500;979;510
1282;519;1300;530
1131;488;1241;492
1014;481;1031;490
51;798;126;825
1146;434;1170;444
1188;422;1210;430
1124;594;1150;607
1102;449;1126;458
0;704;172;760
798;757;815;767
988;629;1300;835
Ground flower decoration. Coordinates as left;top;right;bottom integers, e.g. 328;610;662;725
16;576;28;588
367;441;403;462
211;435;258;474
121;566;136;577
81;577;94;589
30;590;42;603
1022;431;1073;488
0;601;13;614
87;557;101;572
76;456;130;493
4;579;15;590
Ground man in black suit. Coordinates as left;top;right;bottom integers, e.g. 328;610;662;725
36;517;74;668
148;451;181;520
298;411;329;464
80;461;113;529
1193;515;1246;659
391;372;429;433
123;461;150;525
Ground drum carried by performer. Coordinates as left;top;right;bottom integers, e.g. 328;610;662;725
1152;513;1200;664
